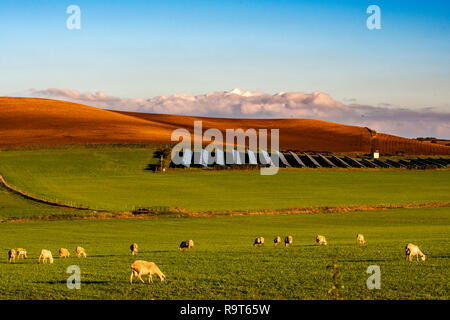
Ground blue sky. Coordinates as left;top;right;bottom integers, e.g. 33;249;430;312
1;0;449;112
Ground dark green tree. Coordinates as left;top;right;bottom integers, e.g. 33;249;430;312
153;146;171;172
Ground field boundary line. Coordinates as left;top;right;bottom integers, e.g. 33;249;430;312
0;173;101;212
1;200;449;223
184;202;450;218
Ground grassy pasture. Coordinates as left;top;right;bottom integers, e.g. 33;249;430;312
0;207;448;300
0;185;82;220
0;146;448;300
0;146;449;214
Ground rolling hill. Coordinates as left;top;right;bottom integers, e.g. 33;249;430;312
0;97;449;155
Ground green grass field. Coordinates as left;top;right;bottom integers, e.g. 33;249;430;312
0;147;449;214
0;185;80;220
0;146;448;300
0;207;448;300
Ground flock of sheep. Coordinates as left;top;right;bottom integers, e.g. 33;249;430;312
253;234;426;262
252;234;342;247
8;246;87;264
6;235;427;285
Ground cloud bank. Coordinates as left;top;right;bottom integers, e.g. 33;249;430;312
28;88;450;138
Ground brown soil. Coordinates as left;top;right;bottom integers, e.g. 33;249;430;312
1;97;449;155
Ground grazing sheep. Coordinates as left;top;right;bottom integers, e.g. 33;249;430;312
316;235;328;246
284;236;293;247
130;260;166;284
274;236;281;246
253;237;264;247
59;248;70;258
8;249;16;263
38;249;54;264
130;243;138;256
179;240;194;250
75;246;86;258
16;248;27;260
356;234;366;245
405;243;426;262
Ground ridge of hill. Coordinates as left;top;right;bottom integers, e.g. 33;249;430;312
0;97;449;155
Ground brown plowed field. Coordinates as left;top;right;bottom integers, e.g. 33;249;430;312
1;97;449;155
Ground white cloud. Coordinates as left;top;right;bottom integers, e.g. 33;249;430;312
28;88;450;138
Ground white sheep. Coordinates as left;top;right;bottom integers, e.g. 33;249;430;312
284;236;293;247
8;249;16;263
16;248;27;260
59;248;70;258
130;243;138;256
316;235;328;246
130;260;166;284
356;234;366;245
179;240;194;250
405;243;426;262
253;237;264;247
38;249;54;264
75;246;86;258
274;236;281;246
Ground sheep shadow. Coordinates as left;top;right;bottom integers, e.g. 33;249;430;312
144;164;158;171
339;259;389;263
0;260;32;265
90;251;172;258
299;244;322;247
290;244;329;248
34;280;109;285
89;254;128;258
